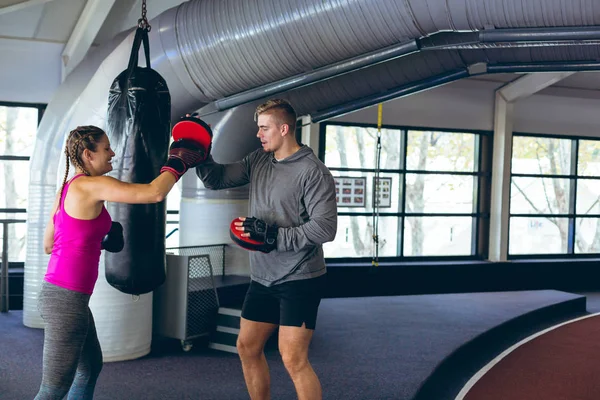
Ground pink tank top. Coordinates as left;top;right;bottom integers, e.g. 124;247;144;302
45;174;112;294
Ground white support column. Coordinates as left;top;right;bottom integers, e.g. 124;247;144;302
300;115;321;156
61;0;117;81
489;92;513;261
488;72;575;261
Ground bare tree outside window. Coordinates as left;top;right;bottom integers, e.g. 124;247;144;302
325;125;401;257
0;105;38;262
510;136;600;255
323;124;478;258
577;140;600;253
404;131;475;256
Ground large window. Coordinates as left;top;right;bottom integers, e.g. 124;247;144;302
322;123;487;259
0;102;45;263
509;134;600;257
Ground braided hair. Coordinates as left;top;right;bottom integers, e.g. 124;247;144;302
59;125;106;201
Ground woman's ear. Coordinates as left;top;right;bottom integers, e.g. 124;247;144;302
81;148;93;163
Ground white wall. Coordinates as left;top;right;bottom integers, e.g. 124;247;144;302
333;77;600;139
515;87;600;137
333;78;498;132
0;38;63;104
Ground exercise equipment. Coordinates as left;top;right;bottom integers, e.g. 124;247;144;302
105;15;171;295
229;217;277;253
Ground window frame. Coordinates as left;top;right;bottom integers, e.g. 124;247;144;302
0;101;45;162
320;121;492;262
0;101;46;267
507;131;600;260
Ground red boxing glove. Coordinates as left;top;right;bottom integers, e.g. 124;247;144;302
160;139;206;181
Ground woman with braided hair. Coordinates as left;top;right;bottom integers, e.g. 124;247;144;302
35;125;204;399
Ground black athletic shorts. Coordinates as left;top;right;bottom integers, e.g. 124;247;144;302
241;274;326;330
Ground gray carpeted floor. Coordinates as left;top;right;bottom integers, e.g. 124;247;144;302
0;290;587;400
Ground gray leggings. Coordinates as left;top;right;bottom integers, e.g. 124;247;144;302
35;281;103;400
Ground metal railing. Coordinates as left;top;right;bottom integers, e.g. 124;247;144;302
1;218;26;313
0;208;181;312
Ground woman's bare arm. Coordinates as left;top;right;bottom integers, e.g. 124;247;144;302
81;172;177;204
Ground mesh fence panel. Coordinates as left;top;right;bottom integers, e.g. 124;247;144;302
186;255;219;337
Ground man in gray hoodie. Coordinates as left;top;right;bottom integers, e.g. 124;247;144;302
196;99;337;400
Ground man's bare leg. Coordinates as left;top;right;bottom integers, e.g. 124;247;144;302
237;318;278;400
278;324;321;400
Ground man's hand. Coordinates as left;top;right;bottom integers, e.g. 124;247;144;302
234;217;278;253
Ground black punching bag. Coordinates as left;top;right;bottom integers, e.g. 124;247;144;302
105;27;171;295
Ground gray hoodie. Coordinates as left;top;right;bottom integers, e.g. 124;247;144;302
196;145;338;286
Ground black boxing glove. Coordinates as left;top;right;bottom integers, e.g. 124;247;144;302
241;217;278;253
102;222;124;253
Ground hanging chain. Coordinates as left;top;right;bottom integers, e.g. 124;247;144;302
137;0;151;31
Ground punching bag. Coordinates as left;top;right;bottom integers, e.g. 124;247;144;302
105;27;171;295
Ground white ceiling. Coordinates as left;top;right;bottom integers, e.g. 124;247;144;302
0;0;186;82
0;0;88;42
0;0;181;44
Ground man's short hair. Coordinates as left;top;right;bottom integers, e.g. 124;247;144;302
255;99;297;132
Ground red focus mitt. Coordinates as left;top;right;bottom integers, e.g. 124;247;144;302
172;115;212;159
229;217;278;253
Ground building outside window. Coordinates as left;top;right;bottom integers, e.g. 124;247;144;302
509;134;600;257
0;102;45;264
321;122;488;260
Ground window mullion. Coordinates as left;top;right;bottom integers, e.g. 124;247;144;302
568;139;579;254
399;129;408;257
